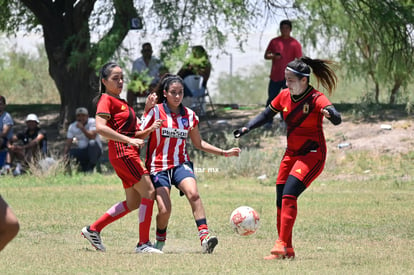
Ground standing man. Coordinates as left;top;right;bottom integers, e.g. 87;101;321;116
127;42;163;107
64;107;102;172
264;20;302;127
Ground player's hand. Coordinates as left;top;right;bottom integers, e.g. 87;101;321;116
222;147;241;157
233;127;249;138
127;137;145;148
321;108;330;118
144;93;158;113
150;119;164;131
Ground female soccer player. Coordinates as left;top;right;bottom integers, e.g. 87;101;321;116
234;57;342;259
81;62;162;253
139;74;241;253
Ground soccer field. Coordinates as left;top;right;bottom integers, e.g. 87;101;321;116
1;160;414;275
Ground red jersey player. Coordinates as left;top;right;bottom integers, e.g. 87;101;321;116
81;62;163;253
139;74;241;253
234;57;342;259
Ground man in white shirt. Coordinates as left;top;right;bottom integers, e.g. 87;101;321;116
64;107;102;172
127;42;163;106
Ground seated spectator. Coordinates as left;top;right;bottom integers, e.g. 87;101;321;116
64;107;102;172
177;45;212;97
0;95;14;175
8;113;47;175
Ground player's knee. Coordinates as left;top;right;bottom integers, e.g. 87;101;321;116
186;191;200;203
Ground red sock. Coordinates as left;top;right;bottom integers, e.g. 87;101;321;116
276;207;281;237
279;196;297;245
90;201;130;232
198;224;209;241
138;198;154;245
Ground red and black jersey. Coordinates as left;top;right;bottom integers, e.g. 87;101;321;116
270;86;333;156
96;93;140;159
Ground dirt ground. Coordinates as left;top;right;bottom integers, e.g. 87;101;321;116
10;105;414;156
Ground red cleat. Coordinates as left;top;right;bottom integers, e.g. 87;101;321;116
270;239;287;256
264;247;295;260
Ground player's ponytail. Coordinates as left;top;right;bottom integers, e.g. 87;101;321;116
287;57;337;95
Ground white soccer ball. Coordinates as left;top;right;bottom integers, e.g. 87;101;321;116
229;206;260;236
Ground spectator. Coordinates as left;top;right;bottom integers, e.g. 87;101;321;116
178;45;212;98
127;42;163;107
8;113;47;175
264;20;302;128
64;107;102;172
0;195;19;251
0;95;14;174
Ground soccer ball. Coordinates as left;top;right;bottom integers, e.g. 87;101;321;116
229;206;260;236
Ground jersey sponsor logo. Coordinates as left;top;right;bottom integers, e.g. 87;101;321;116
161;127;188;139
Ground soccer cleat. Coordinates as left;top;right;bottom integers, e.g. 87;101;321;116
201;235;218;254
135;241;163;254
270;239;287;257
154;240;165;251
81;226;106;252
264;247;295;260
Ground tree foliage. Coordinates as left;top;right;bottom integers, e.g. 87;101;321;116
293;0;414;103
0;0;260;127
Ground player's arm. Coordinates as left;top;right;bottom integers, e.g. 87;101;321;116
234;106;278;138
189;125;240;157
321;105;342;125
135;119;164;139
95;115;144;148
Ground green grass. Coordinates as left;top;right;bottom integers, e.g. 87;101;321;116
1;148;413;274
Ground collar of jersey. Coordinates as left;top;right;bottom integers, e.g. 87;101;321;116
291;85;314;102
163;102;186;116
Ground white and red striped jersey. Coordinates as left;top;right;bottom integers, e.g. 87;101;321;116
140;103;199;174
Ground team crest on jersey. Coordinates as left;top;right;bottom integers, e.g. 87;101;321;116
181;118;189;128
161;127;188;139
303;103;309;114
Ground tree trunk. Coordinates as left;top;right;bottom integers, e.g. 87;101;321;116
374;81;379;103
389;80;402;105
21;0;137;130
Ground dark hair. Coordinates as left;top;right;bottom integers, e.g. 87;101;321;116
0;95;5;104
280;20;292;29
153;74;184;104
142;42;152;50
192;45;208;58
93;62;119;105
287;57;338;95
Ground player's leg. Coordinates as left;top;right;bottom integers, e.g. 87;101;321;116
134;174;162;253
0;196;19;251
153;185;172;251
272;154;325;257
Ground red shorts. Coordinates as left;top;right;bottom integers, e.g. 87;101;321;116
110;154;149;189
276;151;325;187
